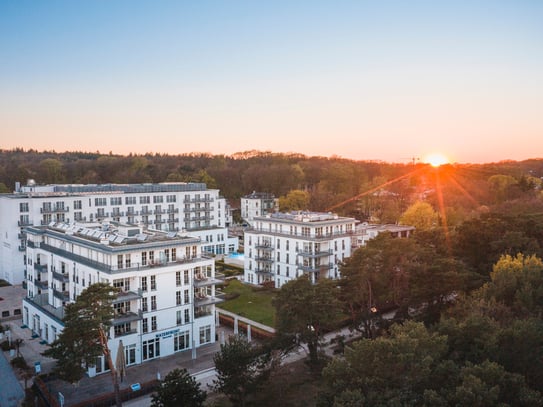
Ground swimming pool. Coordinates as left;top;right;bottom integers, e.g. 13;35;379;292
227;252;245;260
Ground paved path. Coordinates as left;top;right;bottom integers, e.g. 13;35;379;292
0;351;25;407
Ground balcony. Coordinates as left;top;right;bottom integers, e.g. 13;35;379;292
140;209;153;215
255;268;274;276
53;289;70;302
255;256;274;263
194;294;224;307
113;311;142;326
194;275;223;288
18;232;27;239
40;206;69;214
34;263;48;273
52;271;70;283
255;243;273;250
113;290;142;304
18;220;32;226
297;263;334;273
195;306;214;319
184;197;214;203
167;208;179;214
297;249;333;258
154;219;166;224
34;280;49;290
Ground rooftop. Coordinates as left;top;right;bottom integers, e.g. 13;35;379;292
256;211;354;223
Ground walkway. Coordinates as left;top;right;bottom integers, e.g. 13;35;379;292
0;351;25;407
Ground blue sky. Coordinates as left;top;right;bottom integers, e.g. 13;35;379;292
1;1;542;163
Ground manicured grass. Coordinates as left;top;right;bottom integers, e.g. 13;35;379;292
219;279;276;328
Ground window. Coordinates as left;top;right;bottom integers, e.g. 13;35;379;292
142;338;160;360
142;297;148;312
114;323;131;337
151;316;157;331
20;202;29;212
199;325;211;345
140;196;150;204
110;197;122;205
74;212;83;221
277;239;280;249
141;252;147;266
176;291;182;306
149;251;154;264
286;240;289;250
167;194;176;203
153;195;163;203
142;318;148;333
95;197;107;206
150;275;156;290
176;310;182;325
184;289;189;304
151;295;157;311
113;278;130;292
141;276;148;292
125;344;136;365
176;271;181;286
117;255;123;269
125;196;136;205
184;309;190;324
125;255;131;268
174;331;189;351
165;249;170;262
184;270;189;285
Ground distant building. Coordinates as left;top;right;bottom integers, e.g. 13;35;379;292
0;181;238;284
23;221;221;376
244;211;357;288
240;192;277;226
355;223;415;246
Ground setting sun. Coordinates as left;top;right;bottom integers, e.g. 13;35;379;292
424;153;449;167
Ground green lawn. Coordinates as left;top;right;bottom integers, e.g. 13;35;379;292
219;279;276;328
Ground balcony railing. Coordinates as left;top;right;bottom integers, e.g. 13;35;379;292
53;289;70;301
254;268;274;276
194;294;224;307
194;275;223;288
34;280;49;290
52;271;70;283
113;290;142;304
297;263;334;273
297;249;333;258
255;256;274;263
18;220;32;226
112;311;142;326
255;243;274;250
34;263;48;273
41;206;69;213
167;208;179;214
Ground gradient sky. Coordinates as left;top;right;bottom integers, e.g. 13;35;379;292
1;1;542;163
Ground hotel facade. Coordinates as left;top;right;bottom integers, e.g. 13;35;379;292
244;212;358;288
0;181;238;285
23;221;221;375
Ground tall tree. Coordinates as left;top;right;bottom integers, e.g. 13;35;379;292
273;276;341;368
151;368;206;407
278;189;309;212
213;335;270;407
399;200;439;230
43;283;122;406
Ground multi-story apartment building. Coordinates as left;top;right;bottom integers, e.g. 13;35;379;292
0;181;238;284
23;221;222;376
244;211;357;288
241;192;277;226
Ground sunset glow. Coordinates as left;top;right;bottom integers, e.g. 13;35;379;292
424;153;449;168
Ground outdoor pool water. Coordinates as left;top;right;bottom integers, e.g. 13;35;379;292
227;252;245;260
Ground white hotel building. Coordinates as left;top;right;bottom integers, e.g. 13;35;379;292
23;221;221;375
244;212;358;288
0;181;238;285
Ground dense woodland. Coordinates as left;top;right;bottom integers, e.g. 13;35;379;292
1;148;543;222
3;149;543;405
